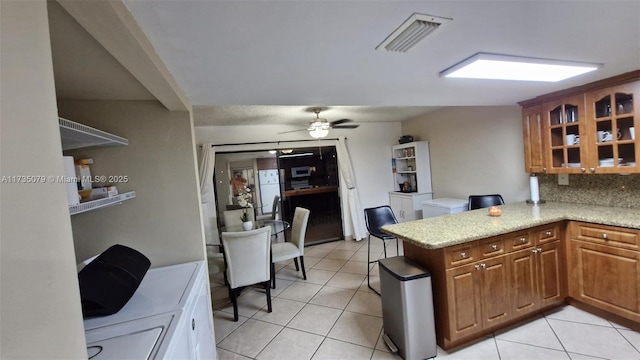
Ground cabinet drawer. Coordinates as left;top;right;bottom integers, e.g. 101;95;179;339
506;231;533;251
480;237;506;258
445;243;478;268
571;222;639;250
536;224;561;245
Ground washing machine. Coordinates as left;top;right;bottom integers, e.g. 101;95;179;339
82;261;213;359
85;311;181;359
84;261;202;330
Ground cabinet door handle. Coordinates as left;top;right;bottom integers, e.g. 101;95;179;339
543;167;547;173
480;263;486;269
590;168;596;173
545;231;552;236
475;264;481;270
491;244;498;250
602;233;608;240
520;237;527;243
460;252;467;259
581;168;586;173
192;318;196;331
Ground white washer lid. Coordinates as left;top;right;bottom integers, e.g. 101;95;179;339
84;261;201;329
85;311;179;359
422;198;469;209
87;327;162;359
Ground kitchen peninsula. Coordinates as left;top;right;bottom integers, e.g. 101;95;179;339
383;202;640;350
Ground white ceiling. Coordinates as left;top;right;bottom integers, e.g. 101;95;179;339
51;1;640;127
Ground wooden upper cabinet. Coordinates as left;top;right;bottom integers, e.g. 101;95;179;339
520;71;640;174
542;94;587;174
585;81;640;173
522;105;545;173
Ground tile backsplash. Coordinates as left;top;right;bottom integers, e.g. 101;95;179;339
538;174;640;208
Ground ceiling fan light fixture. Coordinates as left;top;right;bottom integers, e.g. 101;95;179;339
440;53;602;82
309;127;329;138
376;12;452;53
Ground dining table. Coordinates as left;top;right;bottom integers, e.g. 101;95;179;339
219;219;290;237
206;220;290;250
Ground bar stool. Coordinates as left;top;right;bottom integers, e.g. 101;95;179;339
364;206;399;295
468;194;504;210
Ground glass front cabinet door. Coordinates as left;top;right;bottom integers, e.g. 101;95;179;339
542;94;586;173
586;82;640;173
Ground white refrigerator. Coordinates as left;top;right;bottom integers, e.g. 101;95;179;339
258;169;280;216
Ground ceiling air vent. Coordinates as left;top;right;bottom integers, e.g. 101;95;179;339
376;13;452;53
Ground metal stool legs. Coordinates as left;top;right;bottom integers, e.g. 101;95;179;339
367;234;399;296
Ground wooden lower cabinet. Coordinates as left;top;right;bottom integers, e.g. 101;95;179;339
510;241;566;318
404;222;565;349
445;263;482;340
403;220;640;349
569;236;640;322
445;256;510;341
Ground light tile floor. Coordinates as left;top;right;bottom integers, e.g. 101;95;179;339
209;239;640;360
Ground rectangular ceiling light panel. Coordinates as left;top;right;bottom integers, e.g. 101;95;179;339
440;53;602;82
376;13;452;53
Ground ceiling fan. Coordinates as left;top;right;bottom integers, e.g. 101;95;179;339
279;108;359;138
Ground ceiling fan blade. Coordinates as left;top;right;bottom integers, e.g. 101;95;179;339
277;128;308;134
331;124;359;129
330;119;353;126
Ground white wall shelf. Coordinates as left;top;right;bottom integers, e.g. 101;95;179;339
70;191;136;215
59;117;134;215
59;117;128;150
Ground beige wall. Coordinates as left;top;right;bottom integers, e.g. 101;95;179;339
402;106;530;203
0;1;87;358
58;100;205;267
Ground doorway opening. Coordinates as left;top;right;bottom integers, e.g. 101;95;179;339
213;147;343;245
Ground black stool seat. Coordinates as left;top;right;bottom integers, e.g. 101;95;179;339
468;194;504;210
364;205;399;296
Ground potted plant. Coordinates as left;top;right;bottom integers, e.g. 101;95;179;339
236;190;253;230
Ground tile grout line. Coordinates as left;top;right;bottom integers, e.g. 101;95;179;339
610;324;640;355
211;239;399;359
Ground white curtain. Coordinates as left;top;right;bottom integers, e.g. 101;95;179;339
336;136;367;240
198;143;219;245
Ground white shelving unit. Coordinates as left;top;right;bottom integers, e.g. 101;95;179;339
59;117;134;215
69;191;136;215
389;141;433;222
59;117;128;150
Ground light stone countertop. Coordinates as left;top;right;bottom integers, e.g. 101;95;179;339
382;201;640;250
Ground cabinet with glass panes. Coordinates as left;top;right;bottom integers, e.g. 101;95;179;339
542;94;587;173
586;81;639;173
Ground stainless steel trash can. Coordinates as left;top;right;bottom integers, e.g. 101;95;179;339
379;256;436;360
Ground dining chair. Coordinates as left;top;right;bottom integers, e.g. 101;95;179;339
270;207;310;289
221;226;272;321
364;205;399;296
206;241;228;286
256;194;281;221
223;208;255;227
468;194;505;210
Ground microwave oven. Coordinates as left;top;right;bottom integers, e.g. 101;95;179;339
291;166;311;178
